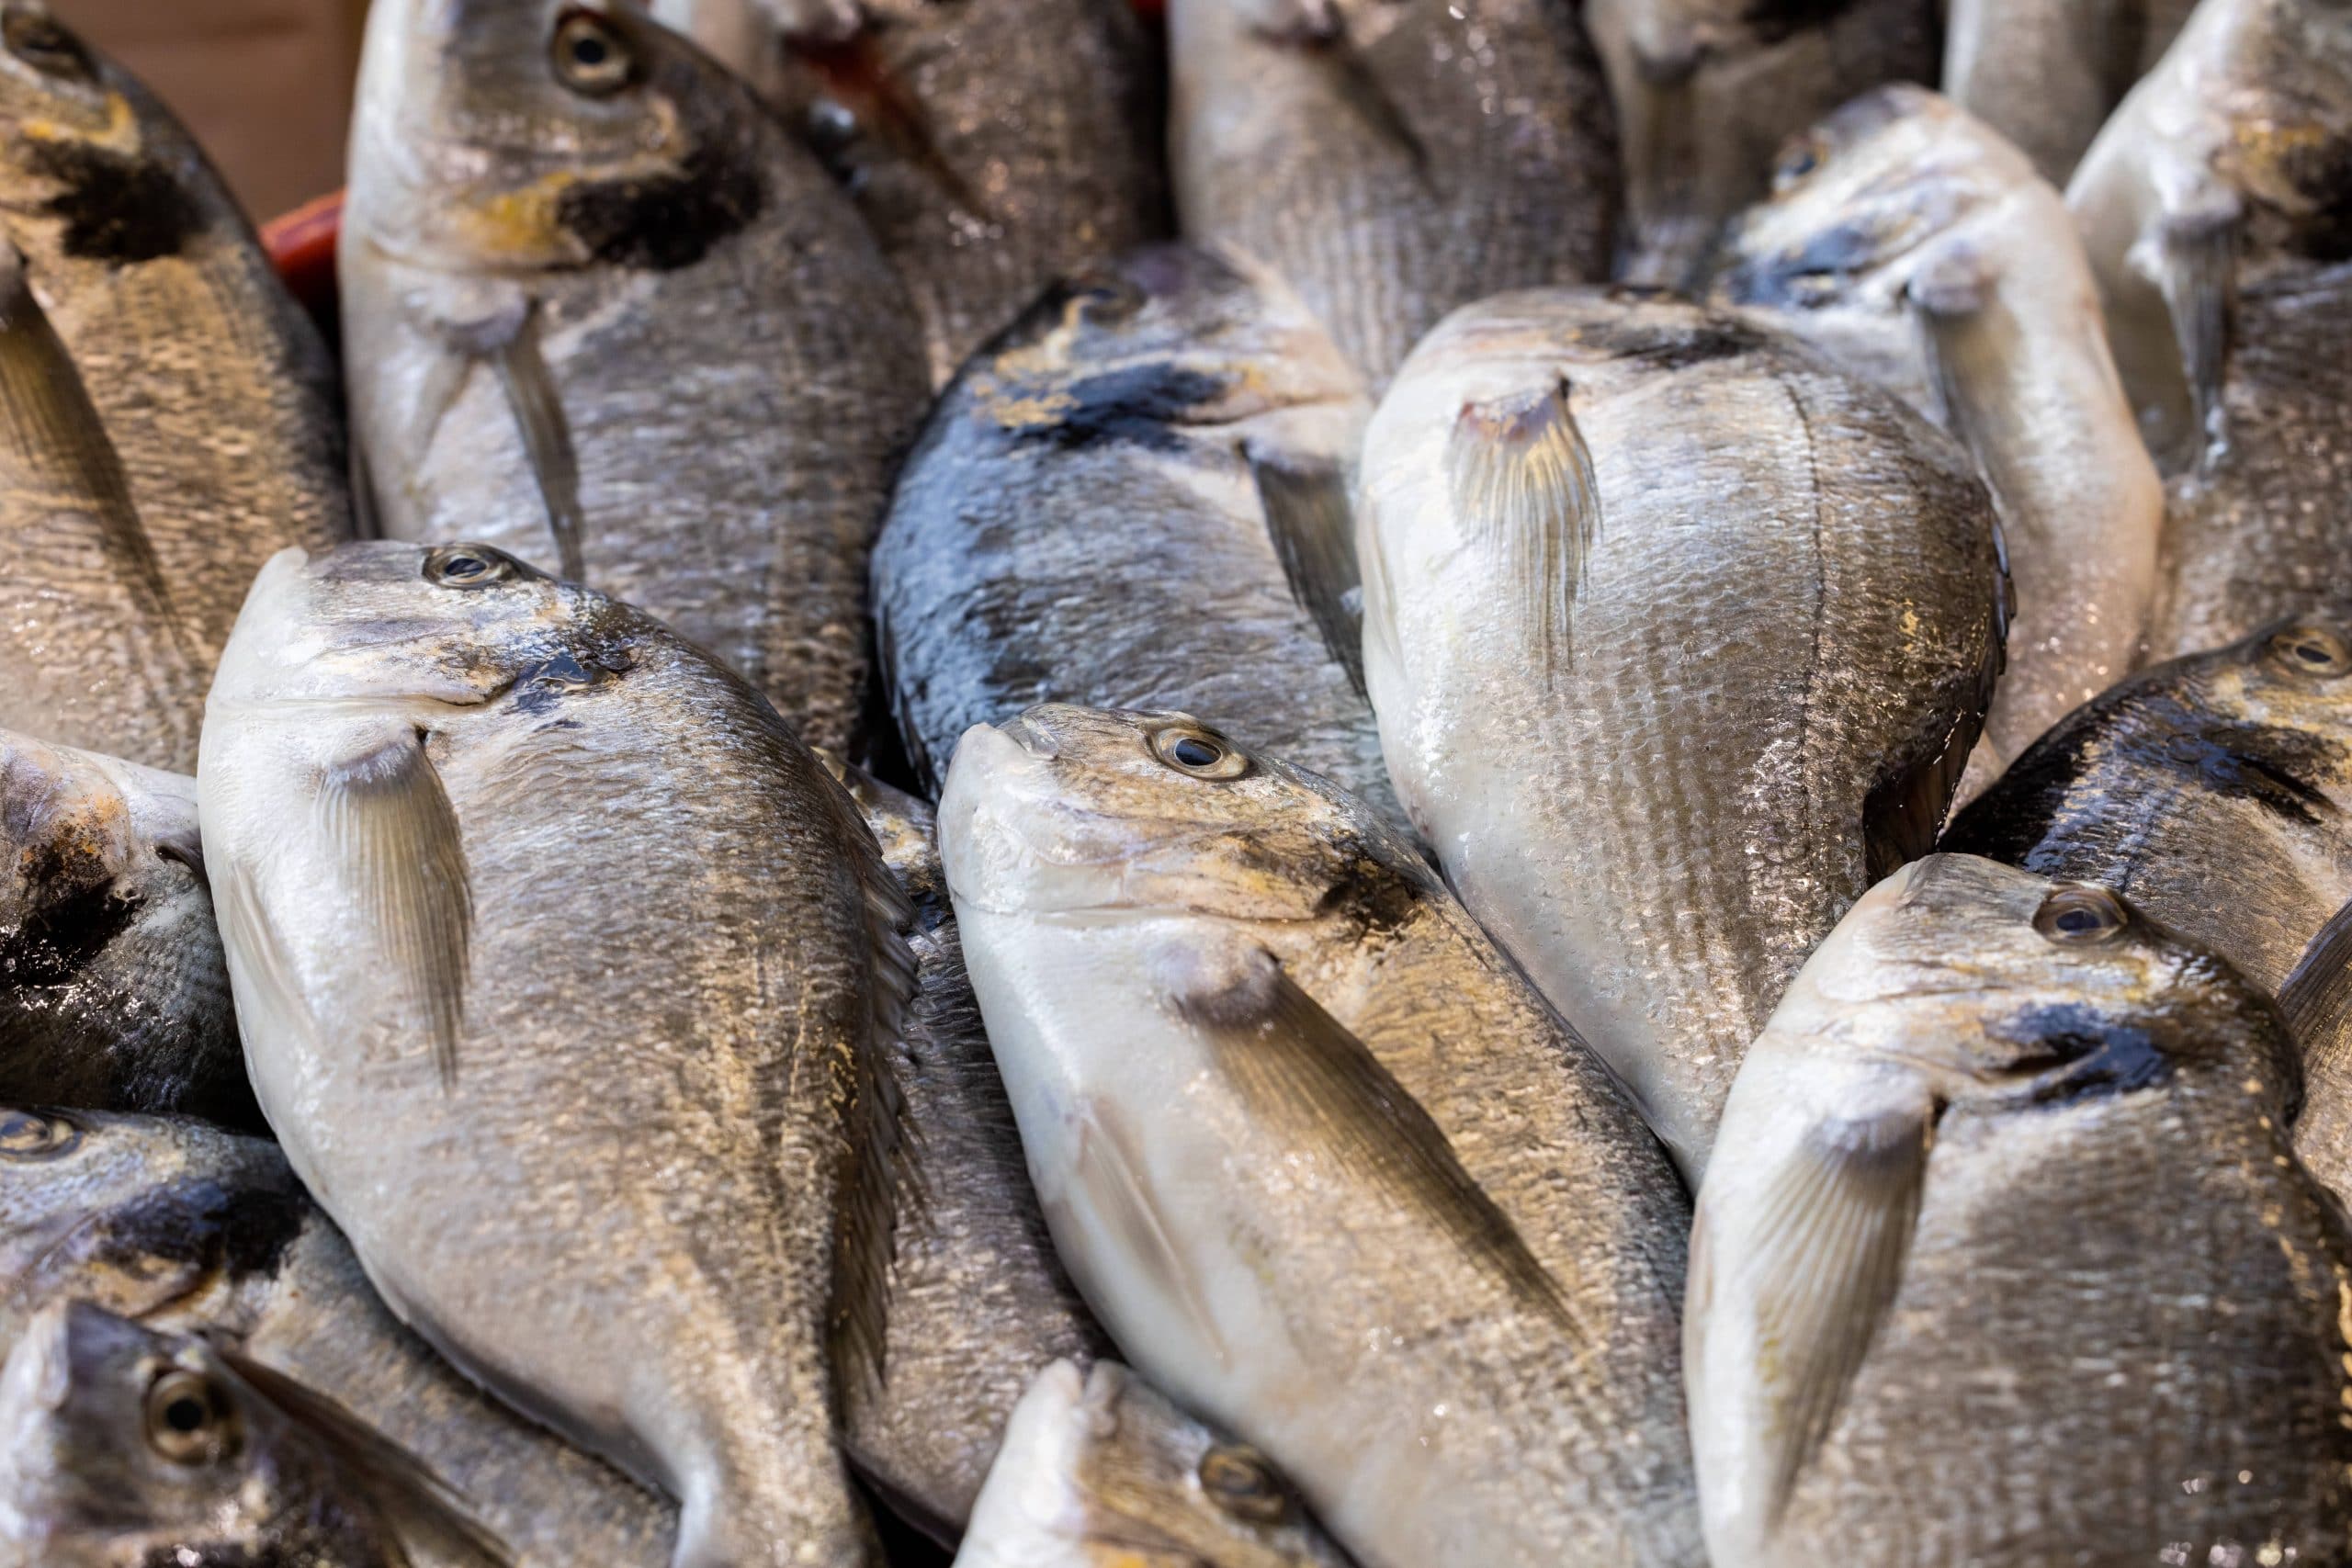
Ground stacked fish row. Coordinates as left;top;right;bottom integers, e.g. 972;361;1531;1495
0;0;2346;1563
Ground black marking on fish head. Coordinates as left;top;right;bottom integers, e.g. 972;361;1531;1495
992;363;1235;455
2144;718;2344;828
1984;1002;2175;1107
0;831;139;988
24;137;200;264
554;141;765;272
1718;220;1889;309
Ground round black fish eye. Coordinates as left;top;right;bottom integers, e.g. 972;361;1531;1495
144;1368;239;1466
1198;1443;1290;1524
1150;725;1250;781
1771;140;1822;188
2267;623;2352;679
422;545;516;589
3;9;90;76
0;1109;78;1160
552;9;636;96
2033;884;2128;945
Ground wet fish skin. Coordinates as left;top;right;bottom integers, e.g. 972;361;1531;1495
2065;0;2352;469
0;732;248;1127
819;756;1113;1539
1712;85;2160;796
0;1106;675;1566
874;244;1405;834
199;541;916;1568
1942;0;2195;184
1941;618;2352;1199
1690;853;2352;1565
0;1296;507;1568
341;0;928;756
1587;0;1939;287
1358;289;2004;1179
1169;0;1619;389
954;1359;1351;1568
938;704;1701;1568
652;0;1166;389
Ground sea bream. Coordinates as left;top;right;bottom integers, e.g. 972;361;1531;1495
198;541;917;1567
940;704;1702;1568
1357;289;2004;1178
340;0;928;755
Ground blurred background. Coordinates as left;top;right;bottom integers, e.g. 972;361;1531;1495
52;0;368;220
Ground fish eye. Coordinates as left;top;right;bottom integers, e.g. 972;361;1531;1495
143;1368;240;1466
2033;885;2129;946
1149;725;1250;781
422;544;517;589
1770;139;1822;189
1066;268;1145;322
1198;1443;1290;1524
3;9;91;76
0;1109;78;1160
552;9;637;97
2266;623;2352;679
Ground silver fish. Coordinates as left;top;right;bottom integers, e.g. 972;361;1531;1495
0;731;245;1126
198;541;916;1568
873;245;1403;832
1357;289;2005;1179
0;1106;674;1566
340;0;928;756
1942;0;2195;183
939;704;1701;1568
953;1359;1350;1568
0;1296;508;1568
1169;0;1619;389
1690;854;2352;1564
650;0;1166;388
1711;85;2160;796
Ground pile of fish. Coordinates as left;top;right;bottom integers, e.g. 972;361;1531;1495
1;0;2348;1561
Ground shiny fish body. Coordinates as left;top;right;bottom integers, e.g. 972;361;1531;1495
0;731;245;1126
954;1359;1350;1568
1942;620;2352;1201
1942;0;2194;183
1358;290;2003;1178
1712;85;2160;795
1169;0;1618;389
1588;0;1939;286
341;0;928;756
0;1106;673;1566
822;759;1112;1539
874;245;1403;831
652;0;1165;389
939;705;1701;1568
1690;854;2352;1565
198;542;915;1568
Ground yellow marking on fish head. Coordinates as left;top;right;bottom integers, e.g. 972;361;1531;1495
17;89;139;158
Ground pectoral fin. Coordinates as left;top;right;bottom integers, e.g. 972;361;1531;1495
1065;1102;1229;1369
1248;446;1364;694
488;309;587;582
2281;897;2352;1094
2146;174;2240;474
1908;239;2033;510
1446;379;1601;671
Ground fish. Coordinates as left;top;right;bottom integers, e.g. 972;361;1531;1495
1167;0;1619;389
1689;853;2352;1564
1585;0;1939;286
0;3;351;773
0;731;248;1128
937;704;1702;1568
198;540;917;1568
952;1359;1351;1568
2065;0;2352;471
1711;85;2160;797
0;1297;509;1568
873;244;1406;835
0;1105;676;1566
818;755;1114;1540
1941;618;2352;1201
340;0;929;756
1356;288;2005;1179
2143;260;2352;656
649;0;1166;389
1941;0;2195;184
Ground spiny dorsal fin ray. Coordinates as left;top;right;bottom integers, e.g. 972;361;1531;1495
1446;378;1600;671
1248;445;1365;695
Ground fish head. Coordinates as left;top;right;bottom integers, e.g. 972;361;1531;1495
0;1108;303;1352
1779;853;2299;1122
349;0;772;274
938;704;1411;925
2156;619;2352;810
208;542;644;717
963;245;1365;441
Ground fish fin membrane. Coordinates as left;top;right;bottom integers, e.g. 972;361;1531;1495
1069;1101;1229;1369
1249;446;1365;695
1179;951;1577;1327
215;855;321;1060
1446;379;1601;672
317;731;471;1088
1910;239;2037;515
217;1346;513;1568
2281;895;2352;1111
1711;1107;1928;1526
489;308;588;583
2153;184;2239;476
